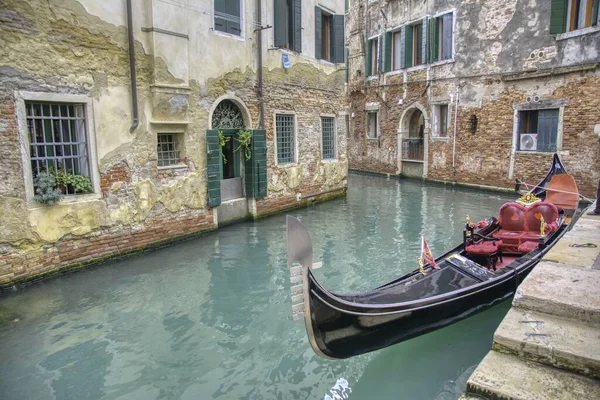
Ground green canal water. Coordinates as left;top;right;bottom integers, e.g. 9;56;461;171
0;174;515;400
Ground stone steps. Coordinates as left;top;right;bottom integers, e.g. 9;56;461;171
493;307;600;379
513;261;600;324
465;351;600;400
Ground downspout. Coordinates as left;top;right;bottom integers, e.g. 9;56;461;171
452;86;459;172
126;0;139;133
257;0;264;129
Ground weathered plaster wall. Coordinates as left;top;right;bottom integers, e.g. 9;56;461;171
347;0;600;198
0;0;347;286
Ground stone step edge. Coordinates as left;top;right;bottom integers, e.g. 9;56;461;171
513;291;600;326
492;308;600;379
465;351;600;400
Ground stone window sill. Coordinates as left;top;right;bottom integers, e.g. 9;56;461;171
431;136;450;142
276;162;298;168
555;26;600;41
212;29;245;42
27;192;103;209
158;163;188;171
515;150;558;155
431;58;455;67
321;158;338;163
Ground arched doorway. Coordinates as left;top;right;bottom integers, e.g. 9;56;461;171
398;104;429;178
404;108;425;161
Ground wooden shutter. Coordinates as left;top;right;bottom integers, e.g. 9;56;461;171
345;47;349;82
245;129;267;199
366;39;372;76
384;32;392;72
274;0;287;47
550;0;568;34
538;110;559;151
332;15;345;63
429;17;438;63
378;34;384;73
421;17;428;65
206;129;222;207
292;0;302;52
442;13;453;60
315;7;322;59
404;25;413;68
399;26;406;69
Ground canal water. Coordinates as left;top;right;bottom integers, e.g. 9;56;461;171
0;174;515;400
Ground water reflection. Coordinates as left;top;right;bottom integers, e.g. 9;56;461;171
0;174;514;399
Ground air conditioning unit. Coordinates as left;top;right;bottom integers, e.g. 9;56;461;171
520;133;538;151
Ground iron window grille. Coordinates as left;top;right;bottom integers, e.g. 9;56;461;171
276;114;295;164
321;117;336;159
26;102;90;196
157;133;182;167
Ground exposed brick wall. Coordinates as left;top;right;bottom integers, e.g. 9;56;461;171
0;94;25;198
100;162;131;194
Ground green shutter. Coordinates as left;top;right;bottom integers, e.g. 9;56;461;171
384;32;392;72
274;0;287;47
332;15;345;63
345;47;349;82
245;129;267;199
404;24;413;68
206;129;221;207
292;0;302;52
549;0;567;34
429;17;438;63
421;17;428;65
366;39;372;76
399;26;406;69
378;34;383;73
315;6;322;59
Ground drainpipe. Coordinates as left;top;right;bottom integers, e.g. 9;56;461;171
257;0;264;129
452;86;459;171
126;0;139;133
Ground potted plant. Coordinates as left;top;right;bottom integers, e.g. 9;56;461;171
33;172;62;206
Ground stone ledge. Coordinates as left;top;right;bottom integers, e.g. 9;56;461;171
465;351;600;400
493;308;600;379
513;262;600;324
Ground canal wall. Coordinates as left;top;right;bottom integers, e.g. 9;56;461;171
461;210;600;399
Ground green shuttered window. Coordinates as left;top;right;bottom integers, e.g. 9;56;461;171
206;129;222;207
245;129;267;199
315;6;345;63
274;0;302;52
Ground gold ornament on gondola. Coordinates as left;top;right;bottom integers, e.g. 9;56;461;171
540;215;547;238
516;192;541;206
418;256;425;275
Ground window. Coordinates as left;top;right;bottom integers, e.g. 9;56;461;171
413;22;423;66
214;0;242;36
517;109;559;152
315;7;345;63
436;13;453;61
274;0;301;52
276;114;295;164
568;0;599;30
367;111;378;139
392;30;402;70
550;0;599;34
367;37;379;75
157;133;183;167
433;104;449;137
25;101;92;196
321;117;336;159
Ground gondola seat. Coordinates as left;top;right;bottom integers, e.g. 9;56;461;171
518;240;539;254
465;240;503;270
492;201;559;253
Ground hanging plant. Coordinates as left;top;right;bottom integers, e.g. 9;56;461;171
33;172;62;206
218;130;231;164
235;129;253;161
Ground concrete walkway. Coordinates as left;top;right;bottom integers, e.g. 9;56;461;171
461;211;600;400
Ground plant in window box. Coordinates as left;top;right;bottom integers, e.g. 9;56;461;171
218;130;231;164
235;129;253;160
33;173;62;206
52;169;93;194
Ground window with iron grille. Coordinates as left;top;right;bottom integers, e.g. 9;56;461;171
26;102;91;195
276;114;295;164
321;117;336;160
157;133;183;167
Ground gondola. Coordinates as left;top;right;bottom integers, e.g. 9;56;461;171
286;154;589;360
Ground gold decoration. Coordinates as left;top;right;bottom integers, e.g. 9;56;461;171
418;256;425;275
516;192;542;206
540;215;547;238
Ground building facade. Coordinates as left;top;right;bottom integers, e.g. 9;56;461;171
0;0;348;286
346;0;600;197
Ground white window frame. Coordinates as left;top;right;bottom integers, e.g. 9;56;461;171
566;0;600;32
15;91;101;205
366;109;379;139
368;34;379;76
431;9;456;65
512;101;567;155
212;0;245;41
320;114;337;161
273;111;298;166
431;103;450;139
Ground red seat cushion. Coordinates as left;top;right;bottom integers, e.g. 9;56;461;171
466;240;502;255
493;230;523;244
518;241;538;253
521;232;541;242
526;202;559;232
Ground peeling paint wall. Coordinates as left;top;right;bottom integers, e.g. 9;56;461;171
347;0;600;197
0;0;347;286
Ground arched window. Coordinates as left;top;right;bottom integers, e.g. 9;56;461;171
212;100;244;129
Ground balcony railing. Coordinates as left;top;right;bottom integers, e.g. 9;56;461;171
401;138;424;161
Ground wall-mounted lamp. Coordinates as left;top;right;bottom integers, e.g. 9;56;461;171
470;115;478;134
